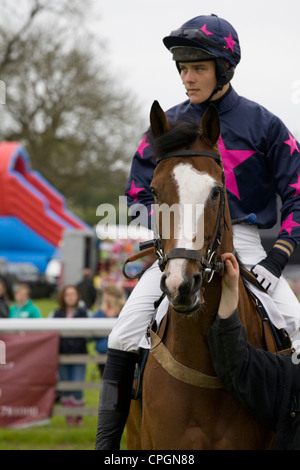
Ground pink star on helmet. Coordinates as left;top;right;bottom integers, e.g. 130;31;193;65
279;212;300;236
224;32;236;52
284;132;300;156
136;136;150;158
218;136;257;199
200;24;213;35
289;174;300;196
126;179;144;202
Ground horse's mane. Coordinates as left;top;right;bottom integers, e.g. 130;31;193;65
151;120;201;158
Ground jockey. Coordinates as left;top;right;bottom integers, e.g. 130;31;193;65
95;14;300;450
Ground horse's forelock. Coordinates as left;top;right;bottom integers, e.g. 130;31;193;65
153;121;201;158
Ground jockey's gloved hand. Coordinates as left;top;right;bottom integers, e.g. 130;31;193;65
251;264;279;294
251;247;288;294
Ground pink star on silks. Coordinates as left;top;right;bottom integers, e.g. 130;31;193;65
218;136;257;199
201;24;213;35
279;212;300;236
126;179;144;202
284;132;300;156
136;136;150;158
289;174;300;196
224;32;236;52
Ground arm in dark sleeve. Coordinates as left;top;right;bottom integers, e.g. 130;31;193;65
125;132;156;229
207;310;285;430
262;118;300;275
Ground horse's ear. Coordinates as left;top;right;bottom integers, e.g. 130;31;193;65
201;104;220;146
150;100;171;137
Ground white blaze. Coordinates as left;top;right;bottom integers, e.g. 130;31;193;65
165;163;217;293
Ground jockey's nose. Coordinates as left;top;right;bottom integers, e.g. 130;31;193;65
183;68;196;83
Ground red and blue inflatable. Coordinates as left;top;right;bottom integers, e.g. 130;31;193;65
0;141;90;272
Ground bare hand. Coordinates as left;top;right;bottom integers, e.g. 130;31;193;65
218;252;239;319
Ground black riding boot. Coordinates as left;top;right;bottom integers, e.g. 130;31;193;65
95;348;138;450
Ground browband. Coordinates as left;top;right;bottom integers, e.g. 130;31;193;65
156;150;221;164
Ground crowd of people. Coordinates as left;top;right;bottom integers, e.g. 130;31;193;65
0;268;127;427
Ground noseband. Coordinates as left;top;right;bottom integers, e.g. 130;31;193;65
155;149;226;283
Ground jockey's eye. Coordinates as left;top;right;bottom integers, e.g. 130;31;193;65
211;186;221;201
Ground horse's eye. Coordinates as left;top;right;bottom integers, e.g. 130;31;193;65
211;187;221;200
150;187;159;200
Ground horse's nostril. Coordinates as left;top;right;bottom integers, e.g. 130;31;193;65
161;270;202;307
160;273;167;291
160;273;172;297
193;273;202;292
178;273;202;297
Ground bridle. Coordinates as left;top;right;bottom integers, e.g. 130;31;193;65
154;149;227;283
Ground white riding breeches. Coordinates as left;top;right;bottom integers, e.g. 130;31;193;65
108;224;300;351
232;225;300;343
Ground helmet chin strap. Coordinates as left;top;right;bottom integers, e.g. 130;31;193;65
204;84;222;103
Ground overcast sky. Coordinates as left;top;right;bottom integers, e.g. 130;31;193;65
92;0;300;136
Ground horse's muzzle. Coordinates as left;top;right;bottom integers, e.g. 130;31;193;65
160;271;202;314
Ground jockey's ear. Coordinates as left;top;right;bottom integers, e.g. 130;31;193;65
150;100;171;137
201;104;220;147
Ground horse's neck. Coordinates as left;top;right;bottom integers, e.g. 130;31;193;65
165;276;222;375
220;223;265;345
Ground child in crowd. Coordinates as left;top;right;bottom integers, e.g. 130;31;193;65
9;283;41;318
49;285;90;426
93;284;126;376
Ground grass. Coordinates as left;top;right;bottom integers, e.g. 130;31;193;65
0;389;127;450
0;391;127;450
0;297;128;450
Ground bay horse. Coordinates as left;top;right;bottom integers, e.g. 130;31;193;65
127;101;276;450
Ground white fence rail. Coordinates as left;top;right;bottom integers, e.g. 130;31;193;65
0;318;118;337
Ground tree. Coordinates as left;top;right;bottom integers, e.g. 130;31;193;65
0;0;146;226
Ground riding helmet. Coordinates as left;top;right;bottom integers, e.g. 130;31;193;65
163;14;241;89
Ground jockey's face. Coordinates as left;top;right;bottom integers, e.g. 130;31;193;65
178;60;227;103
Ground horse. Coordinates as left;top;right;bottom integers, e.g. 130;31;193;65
126;100;277;450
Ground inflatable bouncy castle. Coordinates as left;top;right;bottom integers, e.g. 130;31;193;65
0;142;91;273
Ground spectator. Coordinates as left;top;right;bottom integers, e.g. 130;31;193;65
9;284;41;318
76;268;97;310
0;278;9;318
93;285;126;376
49;285;90;426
